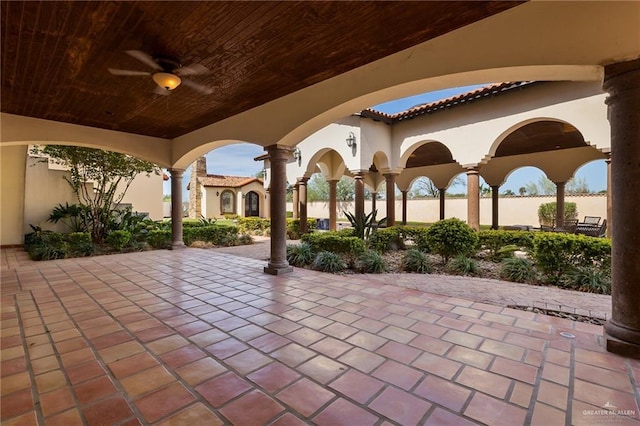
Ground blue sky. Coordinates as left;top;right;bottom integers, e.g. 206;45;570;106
164;85;606;195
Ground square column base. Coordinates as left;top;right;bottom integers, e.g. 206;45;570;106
606;333;640;359
263;265;294;275
171;242;186;250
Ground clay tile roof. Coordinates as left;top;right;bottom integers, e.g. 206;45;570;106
197;175;262;188
361;81;538;124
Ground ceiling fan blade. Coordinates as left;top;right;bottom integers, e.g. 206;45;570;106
182;79;214;95
153;85;171;96
108;68;151;76
175;63;209;76
125;50;162;70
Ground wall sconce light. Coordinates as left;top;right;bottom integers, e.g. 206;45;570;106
293;147;302;166
346;132;357;156
262;168;267;179
216;191;220;196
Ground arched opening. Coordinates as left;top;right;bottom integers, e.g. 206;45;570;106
495;120;587;158
245;191;260;217
220;190;236;215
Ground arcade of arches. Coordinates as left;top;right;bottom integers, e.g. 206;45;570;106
265;75;640;358
1;2;639;357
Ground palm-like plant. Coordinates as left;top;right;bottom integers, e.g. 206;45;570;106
47;203;90;232
344;209;386;243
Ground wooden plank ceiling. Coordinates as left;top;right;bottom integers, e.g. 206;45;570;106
1;1;521;139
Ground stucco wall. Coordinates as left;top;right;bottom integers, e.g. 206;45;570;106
0;146;27;245
203;181;266;218
23;156;164;234
289;194;606;227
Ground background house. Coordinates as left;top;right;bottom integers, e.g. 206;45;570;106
187;156;265;219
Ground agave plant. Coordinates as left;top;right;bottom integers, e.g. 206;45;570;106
344;209;387;244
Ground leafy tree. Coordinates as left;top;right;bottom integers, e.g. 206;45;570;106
502;189;516;196
306;174;355;202
519;187;527;196
31;145;159;243
409;176;465;198
566;177;590;194
524;175;590;196
409;177;439;198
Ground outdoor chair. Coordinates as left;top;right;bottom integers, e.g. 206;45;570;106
582;216;601;225
577;219;607;237
554;219;579;233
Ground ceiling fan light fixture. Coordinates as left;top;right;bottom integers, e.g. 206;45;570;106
152;72;181;90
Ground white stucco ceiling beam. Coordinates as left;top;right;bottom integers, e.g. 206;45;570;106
0;113;172;167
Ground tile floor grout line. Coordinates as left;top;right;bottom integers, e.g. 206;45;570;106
31;267;147;425
61;251;394;424
11;290;46;426
37;257;229;425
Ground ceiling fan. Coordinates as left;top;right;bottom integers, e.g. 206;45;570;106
108;50;213;95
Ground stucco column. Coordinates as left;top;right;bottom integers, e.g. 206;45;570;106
328;179;337;231
298;177;308;234
554;181;566;227
384;173;396;226
291;183;299;219
264;146;293;275
401;190;408;225
605;155;612;238
439;188;446;220
237;190;243;216
603;60;640;358
264;188;270;218
466;168;480;231
354;173;365;219
169;168;185;249
371;192;377;214
491;185;500;230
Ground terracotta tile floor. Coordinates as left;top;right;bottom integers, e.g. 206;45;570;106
1;248;639;425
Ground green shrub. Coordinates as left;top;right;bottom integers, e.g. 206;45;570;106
301;232;366;257
426;218;478;263
286;242;315;266
500;257;536;283
400;226;431;252
223;213;240;220
24;227;68;260
183;218;206;227
355;250;388;273
533;232;611;283
106;230;132;250
402;249;432;273
312;251;347;273
563;265;611;294
237;217;270;233
183;224;240;246
335;228;356;237
286;218;317;240
66;232;93;256
477;230;535;259
538;202;577;226
447;255;478;275
369;227;403;253
147;229;172;249
199;217;217;226
238;234;253;245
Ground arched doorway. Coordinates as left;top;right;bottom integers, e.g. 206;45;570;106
245;191;260;217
